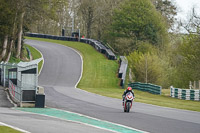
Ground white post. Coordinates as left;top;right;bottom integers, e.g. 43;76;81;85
189;81;192;90
199;80;200;89
194;81;196;89
170;86;173;97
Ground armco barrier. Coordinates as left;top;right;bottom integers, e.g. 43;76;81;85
128;82;162;95
25;33;116;60
170;86;200;101
118;56;128;88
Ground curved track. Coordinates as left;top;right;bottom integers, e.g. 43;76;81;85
25;39;200;133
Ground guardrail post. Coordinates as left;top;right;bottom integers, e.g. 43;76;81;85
3;63;6;87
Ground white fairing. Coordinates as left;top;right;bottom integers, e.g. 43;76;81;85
126;92;133;100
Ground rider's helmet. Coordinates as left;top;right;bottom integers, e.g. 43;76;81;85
127;87;132;91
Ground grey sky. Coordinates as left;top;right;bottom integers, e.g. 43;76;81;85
175;0;200;21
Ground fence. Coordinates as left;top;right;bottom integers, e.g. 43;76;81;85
190;81;200;89
25;33;117;60
0;62;18;87
9;80;21;103
128;82;162;95
170;86;200;101
118;56;128;88
0;58;42;106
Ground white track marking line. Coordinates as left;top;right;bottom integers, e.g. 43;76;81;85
0;122;31;133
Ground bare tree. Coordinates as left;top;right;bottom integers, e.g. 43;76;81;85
180;7;200;34
1;35;8;59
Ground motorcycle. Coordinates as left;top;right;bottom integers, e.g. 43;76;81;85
123;92;134;112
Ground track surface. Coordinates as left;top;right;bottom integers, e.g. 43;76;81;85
23;39;200;133
0;107;112;133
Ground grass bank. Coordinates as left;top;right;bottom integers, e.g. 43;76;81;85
8;44;43;73
26;37;200;112
25;44;43;73
0;126;21;133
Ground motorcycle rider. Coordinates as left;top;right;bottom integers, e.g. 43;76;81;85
122;87;135;105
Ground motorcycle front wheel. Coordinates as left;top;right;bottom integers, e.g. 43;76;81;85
126;102;131;112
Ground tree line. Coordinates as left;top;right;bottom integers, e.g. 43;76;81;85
0;0;68;62
0;0;199;88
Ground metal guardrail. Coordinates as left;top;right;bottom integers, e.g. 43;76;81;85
25;32;117;60
26;47;31;60
128;82;162;95
81;38;116;59
170;86;200;101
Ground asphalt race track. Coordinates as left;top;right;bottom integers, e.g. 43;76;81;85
6;39;200;133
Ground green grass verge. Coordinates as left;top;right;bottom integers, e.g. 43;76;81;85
0;126;21;133
25;37;200;112
8;44;43;73
9;46;29;63
9;56;21;63
25;44;43;73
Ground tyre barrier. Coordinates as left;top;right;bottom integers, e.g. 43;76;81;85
118;56;128;87
25;33;116;60
128;82;162;95
170;86;200;101
80;38;116;60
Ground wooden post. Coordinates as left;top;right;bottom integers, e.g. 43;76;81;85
194;81;196;89
199;80;200;89
189;81;192;90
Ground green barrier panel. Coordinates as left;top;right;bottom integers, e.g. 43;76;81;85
174;88;178;98
147;84;153;94
129;82;161;95
190;97;195;101
182;90;186;100
190;90;195;100
140;84;145;91
182;96;186;100
145;84;150;92
155;85;161;95
182;90;186;94
135;83;140;89
155;85;160;94
150;85;155;94
144;84;148;92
